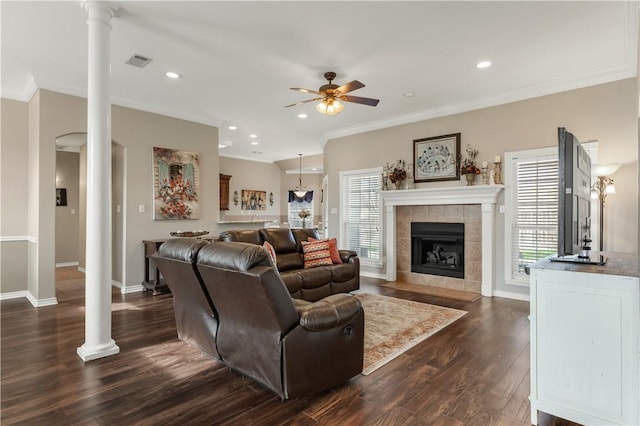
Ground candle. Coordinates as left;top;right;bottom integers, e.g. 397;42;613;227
482;161;488;168
495;155;501;163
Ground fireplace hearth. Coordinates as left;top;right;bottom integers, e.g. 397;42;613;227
411;222;465;279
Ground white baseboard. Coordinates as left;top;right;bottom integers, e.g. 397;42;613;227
360;271;388;280
25;292;58;307
120;284;144;294
111;280;144;294
493;289;530;302
0;290;29;300
56;261;79;268
1;290;58;306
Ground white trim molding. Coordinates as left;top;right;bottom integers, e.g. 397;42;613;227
0;291;29;301
0;236;37;243
493;290;530;302
56;261;79;268
381;185;504;297
26;293;58;307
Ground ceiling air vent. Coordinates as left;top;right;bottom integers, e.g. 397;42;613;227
125;54;152;68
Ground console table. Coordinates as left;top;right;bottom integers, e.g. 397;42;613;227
142;238;214;294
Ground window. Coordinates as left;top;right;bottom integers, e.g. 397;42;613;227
287;192;314;228
340;168;382;266
505;147;558;285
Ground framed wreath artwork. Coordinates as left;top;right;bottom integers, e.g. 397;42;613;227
413;133;461;183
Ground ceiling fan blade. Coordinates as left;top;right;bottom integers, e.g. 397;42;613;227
284;97;324;108
290;87;323;95
336;80;365;94
339;95;380;106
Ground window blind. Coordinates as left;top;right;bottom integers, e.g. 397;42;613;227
341;171;381;264
509;154;558;282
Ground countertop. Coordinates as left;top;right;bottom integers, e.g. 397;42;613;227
531;252;639;279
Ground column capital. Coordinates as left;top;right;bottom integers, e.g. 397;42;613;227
81;1;118;21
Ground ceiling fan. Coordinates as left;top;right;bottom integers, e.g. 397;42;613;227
285;71;380;115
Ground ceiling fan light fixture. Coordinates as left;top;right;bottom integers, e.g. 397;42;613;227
316;99;344;115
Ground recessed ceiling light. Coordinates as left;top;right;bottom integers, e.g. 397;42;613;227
252;151;262;154
251;141;259;146
403;92;414;98
297;113;308;119
228;125;237;130
476;61;492;69
165;71;181;79
249;134;257;138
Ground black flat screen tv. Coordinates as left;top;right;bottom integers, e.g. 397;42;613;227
556;127;593;258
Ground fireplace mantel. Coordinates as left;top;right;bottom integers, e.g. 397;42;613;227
381;185;504;297
381;185;504;206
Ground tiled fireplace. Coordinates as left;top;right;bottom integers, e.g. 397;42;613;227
399;206;480;292
381;185;504;297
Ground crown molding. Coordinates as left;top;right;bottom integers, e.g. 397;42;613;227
325;64;636;142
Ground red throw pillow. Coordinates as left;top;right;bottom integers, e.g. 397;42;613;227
308;237;343;264
301;240;333;269
262;241;278;270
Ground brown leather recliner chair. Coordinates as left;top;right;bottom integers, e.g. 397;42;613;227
196;241;364;399
153;238;219;359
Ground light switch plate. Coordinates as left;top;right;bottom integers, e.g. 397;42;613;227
138;204;145;213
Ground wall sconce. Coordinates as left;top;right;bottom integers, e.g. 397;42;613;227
269;192;274;206
233;190;239;206
591;163;620;252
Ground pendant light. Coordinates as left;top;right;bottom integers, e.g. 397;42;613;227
293;154;308;198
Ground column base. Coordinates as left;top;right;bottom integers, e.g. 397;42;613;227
77;339;120;362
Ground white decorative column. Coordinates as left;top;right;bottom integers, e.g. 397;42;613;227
77;1;119;362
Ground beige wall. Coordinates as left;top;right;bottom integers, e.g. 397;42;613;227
274;154;323;225
1;89;220;300
219;156;282;222
325;78;638;293
55;151;79;265
1;98;29;293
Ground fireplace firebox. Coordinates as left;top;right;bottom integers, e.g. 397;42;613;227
411;222;464;279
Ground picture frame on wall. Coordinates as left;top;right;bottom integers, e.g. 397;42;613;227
413;133;461;183
56;188;67;206
241;190;267;211
152;147;200;220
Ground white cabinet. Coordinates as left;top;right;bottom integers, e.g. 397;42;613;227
530;254;639;425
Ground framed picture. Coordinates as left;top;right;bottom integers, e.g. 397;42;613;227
413;133;461;183
153;147;200;220
56;188;67;206
241;190;267;211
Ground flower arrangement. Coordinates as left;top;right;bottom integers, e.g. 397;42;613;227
388;160;408;183
460;145;481;175
298;209;311;219
157;176;197;219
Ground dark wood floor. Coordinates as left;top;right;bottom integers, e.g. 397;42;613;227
1;268;578;425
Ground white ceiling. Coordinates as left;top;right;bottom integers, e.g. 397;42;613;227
2;1;637;163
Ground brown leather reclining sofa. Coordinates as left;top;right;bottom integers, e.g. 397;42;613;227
219;228;360;301
153;237;364;399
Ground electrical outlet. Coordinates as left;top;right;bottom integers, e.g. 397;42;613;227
116;205;121;213
70;209;76;215
499;205;505;213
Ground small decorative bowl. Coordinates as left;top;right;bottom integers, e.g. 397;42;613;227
169;230;209;238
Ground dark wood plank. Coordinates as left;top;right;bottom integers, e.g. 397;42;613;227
1;269;580;425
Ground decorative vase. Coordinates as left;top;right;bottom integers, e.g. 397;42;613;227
394;180;403;190
302;218;306;228
465;174;475;186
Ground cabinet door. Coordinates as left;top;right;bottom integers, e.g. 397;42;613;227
533;270;638;425
219;174;231;210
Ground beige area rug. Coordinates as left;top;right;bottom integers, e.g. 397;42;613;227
356;292;467;375
381;281;481;302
